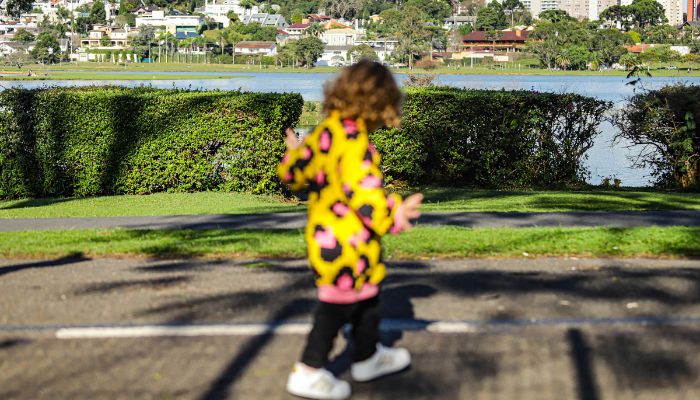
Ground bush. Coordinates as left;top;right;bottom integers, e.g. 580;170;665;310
370;87;611;188
613;84;700;189
0;87;303;199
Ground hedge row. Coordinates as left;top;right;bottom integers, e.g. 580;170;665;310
0;87;303;198
371;87;612;188
613;83;700;189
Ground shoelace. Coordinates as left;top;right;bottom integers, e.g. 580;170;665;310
376;351;394;369
310;372;337;393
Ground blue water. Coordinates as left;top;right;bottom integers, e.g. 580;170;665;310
4;71;700;186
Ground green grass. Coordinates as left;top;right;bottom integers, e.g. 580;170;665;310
0;192;303;218
0;71;250;80
1;189;698;219
7;61;700;77
0;226;697;259
413;188;700;212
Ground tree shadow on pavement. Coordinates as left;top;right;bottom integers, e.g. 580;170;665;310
0;253;88;277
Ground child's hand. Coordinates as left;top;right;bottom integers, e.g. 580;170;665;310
285;128;300;150
396;193;423;232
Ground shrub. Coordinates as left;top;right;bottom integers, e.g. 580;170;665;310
613;84;700;189
370;87;611;188
0;87;303;199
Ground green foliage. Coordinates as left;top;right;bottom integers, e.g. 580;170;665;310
537;9;575;23
31;32;60;64
0;87;303;199
295;36;324;66
370;87;611;188
12;28;35;43
600;0;666;30
476;1;507;31
4;0;33;18
347;43;379;63
613;84;700;189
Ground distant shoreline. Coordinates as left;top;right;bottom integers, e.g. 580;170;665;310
3;62;700;78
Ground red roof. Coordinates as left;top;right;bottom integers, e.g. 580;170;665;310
287;23;309;29
463;30;530;42
626;44;653;53
235;41;276;49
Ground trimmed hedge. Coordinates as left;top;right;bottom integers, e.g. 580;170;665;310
613;84;700;189
371;87;612;188
0;87;302;198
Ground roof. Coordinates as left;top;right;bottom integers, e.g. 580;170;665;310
463;30;530;42
175;32;199;39
287;23;309;29
130;6;159;12
626;43;655;53
235;41;276;49
444;16;476;22
322;28;359;35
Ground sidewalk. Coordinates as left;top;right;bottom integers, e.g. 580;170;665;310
2;210;700;231
1;257;699;399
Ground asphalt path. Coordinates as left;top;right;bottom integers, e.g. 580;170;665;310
2;210;700;232
1;257;700;399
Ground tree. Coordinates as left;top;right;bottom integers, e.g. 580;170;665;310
295;36;324;67
321;0;364;19
484;29;503;53
90;0;107;24
347;43;379;63
592;28;633;66
627;0;666;28
476;1;507;31
291;9;304;23
239;0;256;16
3;51;34;69
405;0;452;22
31;32;60;64
101;34;112;47
306;22;325;37
4;0;33;19
12;28;35;43
502;0;525;27
537;9;574;24
393;5;431;69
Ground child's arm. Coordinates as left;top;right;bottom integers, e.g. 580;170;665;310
277;128;317;191
340;134;414;236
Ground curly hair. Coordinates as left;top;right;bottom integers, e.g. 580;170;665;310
323;60;402;131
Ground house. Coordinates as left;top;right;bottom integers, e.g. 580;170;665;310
462;29;530;51
285;23;309;40
80;25;138;48
305;14;332;24
443;15;476;30
353;39;398;63
135;10;204;36
0;41;32;56
203;0;259;28
234;41;277;56
240;13;288;28
130;6;160;17
317;45;352;66
320;28;361;47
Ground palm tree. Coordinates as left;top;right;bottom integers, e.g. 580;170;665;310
216;30;228;63
306;22;325;38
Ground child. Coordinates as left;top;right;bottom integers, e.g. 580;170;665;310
278;60;423;400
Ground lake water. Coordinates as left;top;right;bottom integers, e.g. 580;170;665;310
4;71;700;186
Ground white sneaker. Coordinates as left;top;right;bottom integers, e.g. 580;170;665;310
351;344;411;382
286;363;351;400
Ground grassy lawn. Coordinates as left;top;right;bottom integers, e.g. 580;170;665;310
0;226;697;259
7;61;700;77
0;192;303;218
1;189;699;219
0;71;250;80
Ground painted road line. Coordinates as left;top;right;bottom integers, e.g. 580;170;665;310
48;315;700;339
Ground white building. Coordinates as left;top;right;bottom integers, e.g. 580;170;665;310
443;15;477;29
240;13;288;28
320;28;361;47
658;0;682;25
203;0;259;28
316;45;352;66
285;23;309;40
135;10;204;35
353;39;398;63
234;41;277;55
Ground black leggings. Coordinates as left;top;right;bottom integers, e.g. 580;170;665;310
301;296;380;369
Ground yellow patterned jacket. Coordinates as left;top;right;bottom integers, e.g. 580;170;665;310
277;111;403;304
